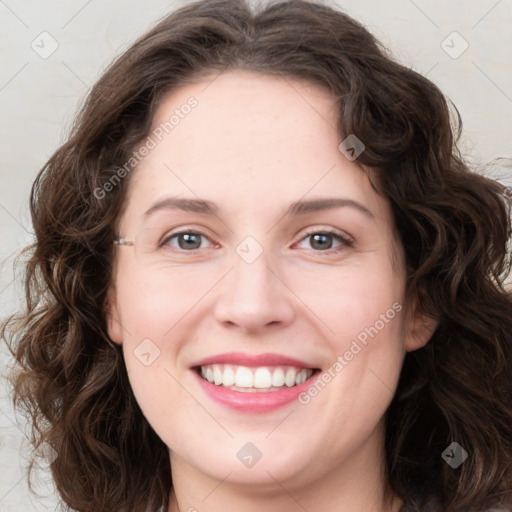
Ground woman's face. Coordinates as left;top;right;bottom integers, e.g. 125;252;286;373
107;71;430;499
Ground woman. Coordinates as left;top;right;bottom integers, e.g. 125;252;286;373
2;0;512;511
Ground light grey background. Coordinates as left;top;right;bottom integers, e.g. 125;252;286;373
1;0;511;510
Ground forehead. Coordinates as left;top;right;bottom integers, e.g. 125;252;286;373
121;70;390;226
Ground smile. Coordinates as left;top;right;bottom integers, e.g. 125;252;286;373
198;364;315;392
190;352;321;412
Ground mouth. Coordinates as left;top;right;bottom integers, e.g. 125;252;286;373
195;364;318;393
190;353;322;412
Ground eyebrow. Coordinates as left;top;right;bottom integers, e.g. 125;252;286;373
144;196;374;218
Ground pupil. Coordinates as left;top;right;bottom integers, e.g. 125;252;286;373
311;234;332;250
179;233;201;249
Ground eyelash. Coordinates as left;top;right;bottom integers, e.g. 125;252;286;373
159;228;354;255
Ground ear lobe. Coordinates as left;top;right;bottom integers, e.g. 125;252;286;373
105;286;123;345
405;311;438;352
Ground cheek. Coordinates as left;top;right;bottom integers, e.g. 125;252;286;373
115;265;217;339
294;259;407;407
291;260;405;344
116;270;193;441
115;266;225;401
300;276;405;453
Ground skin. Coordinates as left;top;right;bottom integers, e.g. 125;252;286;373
106;70;436;512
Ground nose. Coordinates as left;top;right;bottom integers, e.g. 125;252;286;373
213;248;295;334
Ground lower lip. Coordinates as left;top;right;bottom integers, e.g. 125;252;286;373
192;369;320;413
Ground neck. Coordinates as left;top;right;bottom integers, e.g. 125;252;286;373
167;419;403;512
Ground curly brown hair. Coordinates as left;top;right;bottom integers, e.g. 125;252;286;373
2;1;512;511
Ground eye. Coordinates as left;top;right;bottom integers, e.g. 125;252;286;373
295;229;353;253
158;228;353;254
160;231;215;251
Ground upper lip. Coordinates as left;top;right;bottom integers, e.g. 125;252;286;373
191;352;318;369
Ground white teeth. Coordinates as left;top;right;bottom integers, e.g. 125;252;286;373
223;366;235;386
285;368;296;387
271;367;285;387
235;366;254;388
254;368;272;388
213;366;223;385
297;369;308;385
198;364;314;391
